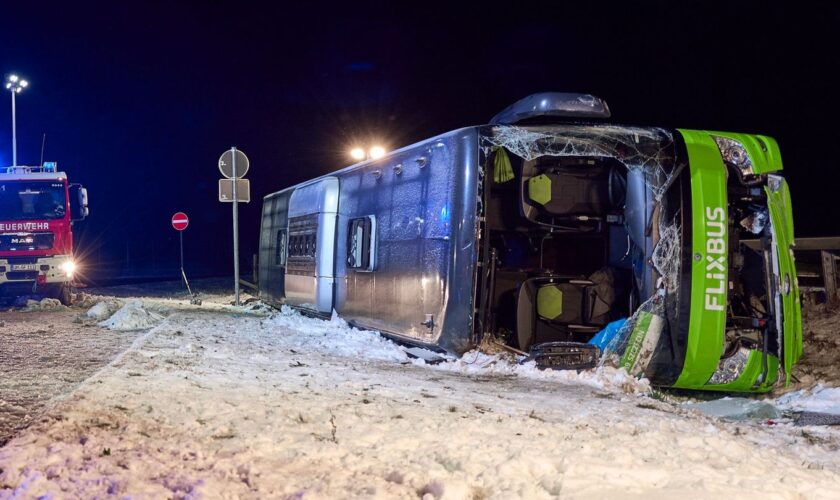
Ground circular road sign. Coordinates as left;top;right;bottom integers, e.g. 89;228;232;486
171;212;189;231
218;148;250;179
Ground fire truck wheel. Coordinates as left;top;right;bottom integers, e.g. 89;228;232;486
52;284;72;306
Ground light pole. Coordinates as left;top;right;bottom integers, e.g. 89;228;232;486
5;74;28;167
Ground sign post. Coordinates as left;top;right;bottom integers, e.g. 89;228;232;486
218;147;250;306
171;212;200;304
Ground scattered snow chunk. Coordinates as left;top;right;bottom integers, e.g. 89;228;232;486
98;300;164;331
86;300;121;320
776;385;840;415
73;292;100;309
23;298;65;311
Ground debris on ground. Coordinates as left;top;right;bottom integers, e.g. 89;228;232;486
684;397;781;421
789;308;840;390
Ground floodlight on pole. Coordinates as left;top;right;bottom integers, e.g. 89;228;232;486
6;74;28;166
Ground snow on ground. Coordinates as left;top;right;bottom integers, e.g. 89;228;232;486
429;352;650;395
2;300;840;498
776;385;840;415
266;308;650;394
0;310;142;446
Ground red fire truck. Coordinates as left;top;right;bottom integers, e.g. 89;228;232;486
0;162;88;304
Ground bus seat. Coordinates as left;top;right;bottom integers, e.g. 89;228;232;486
525;167;611;217
536;282;583;323
516;270;617;351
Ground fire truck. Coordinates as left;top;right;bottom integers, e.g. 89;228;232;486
0;162;88;304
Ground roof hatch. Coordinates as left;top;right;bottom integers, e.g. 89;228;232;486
489;92;611;125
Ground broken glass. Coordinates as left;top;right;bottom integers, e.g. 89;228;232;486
480;125;676;200
707;347;751;385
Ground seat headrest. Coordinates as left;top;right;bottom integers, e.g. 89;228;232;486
528;174;553;206
536;285;563;320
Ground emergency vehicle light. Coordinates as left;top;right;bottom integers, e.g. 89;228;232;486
0;165;57;174
43;161;57;172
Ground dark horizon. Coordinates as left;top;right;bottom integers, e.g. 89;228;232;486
1;1;838;282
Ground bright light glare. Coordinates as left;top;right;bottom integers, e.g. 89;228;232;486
369;146;386;159
60;260;77;277
6;75;29;92
350;148;366;161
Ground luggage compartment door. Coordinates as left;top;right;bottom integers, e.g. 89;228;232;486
285;177;340;314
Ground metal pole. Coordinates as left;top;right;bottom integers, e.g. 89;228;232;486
11;90;16;167
822;250;838;311
179;229;193;296
231;147;240;306
180;230;185;280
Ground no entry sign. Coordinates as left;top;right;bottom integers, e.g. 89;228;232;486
171;212;189;231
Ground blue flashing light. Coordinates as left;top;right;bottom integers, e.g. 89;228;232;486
440;205;450;223
43;161;57;172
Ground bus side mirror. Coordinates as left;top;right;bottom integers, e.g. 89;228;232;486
70;184;89;221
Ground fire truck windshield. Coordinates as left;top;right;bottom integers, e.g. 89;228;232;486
0;181;67;221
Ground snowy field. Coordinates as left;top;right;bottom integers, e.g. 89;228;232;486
0;304;143;446
1;283;840;498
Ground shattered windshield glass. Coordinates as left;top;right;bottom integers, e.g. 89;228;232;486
0;181;67;221
480;125;676;200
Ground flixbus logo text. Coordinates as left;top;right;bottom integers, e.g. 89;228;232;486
704;206;727;312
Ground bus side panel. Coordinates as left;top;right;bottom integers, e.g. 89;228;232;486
258;190;292;305
438;130;480;354
338;130;479;352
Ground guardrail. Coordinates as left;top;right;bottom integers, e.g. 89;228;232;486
742;237;840;310
239;278;258;292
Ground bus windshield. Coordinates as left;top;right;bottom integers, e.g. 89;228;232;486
0;181;67;221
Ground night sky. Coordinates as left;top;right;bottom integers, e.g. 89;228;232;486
1;1;838;283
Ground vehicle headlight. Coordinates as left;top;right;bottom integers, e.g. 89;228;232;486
712;136;754;177
60;260;76;277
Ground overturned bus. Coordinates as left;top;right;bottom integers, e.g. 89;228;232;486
258;92;802;393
